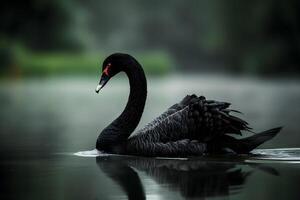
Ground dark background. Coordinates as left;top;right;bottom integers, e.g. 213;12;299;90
1;0;300;76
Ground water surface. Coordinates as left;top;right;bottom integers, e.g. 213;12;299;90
1;75;300;199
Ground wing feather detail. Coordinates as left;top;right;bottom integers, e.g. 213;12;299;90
127;95;252;155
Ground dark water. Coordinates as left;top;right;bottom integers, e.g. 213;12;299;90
1;75;300;200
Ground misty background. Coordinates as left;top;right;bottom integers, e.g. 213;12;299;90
1;0;300;76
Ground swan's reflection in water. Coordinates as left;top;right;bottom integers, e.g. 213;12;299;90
96;157;146;200
96;156;278;199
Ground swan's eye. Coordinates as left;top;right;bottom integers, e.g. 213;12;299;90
103;63;111;76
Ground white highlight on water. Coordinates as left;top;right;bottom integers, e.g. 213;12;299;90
251;148;300;161
74;149;102;157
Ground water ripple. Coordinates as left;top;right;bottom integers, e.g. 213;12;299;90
73;148;300;163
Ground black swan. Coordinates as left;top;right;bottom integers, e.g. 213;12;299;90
95;53;282;157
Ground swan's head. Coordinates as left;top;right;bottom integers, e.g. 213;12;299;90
95;53;134;93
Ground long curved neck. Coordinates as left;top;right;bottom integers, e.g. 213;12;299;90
115;61;147;134
97;59;147;151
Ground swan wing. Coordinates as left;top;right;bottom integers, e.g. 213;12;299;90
129;95;250;144
136;94;199;134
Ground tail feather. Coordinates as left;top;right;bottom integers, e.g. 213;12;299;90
223;127;282;154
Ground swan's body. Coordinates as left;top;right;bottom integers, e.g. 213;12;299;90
95;53;281;157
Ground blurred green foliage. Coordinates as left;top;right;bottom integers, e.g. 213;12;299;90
7;48;172;76
18;52;99;76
